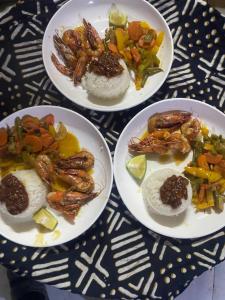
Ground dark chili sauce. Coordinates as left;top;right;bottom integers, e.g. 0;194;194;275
160;175;188;209
0;174;29;215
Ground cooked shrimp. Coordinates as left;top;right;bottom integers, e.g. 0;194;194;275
148;111;192;132
57;150;94;170
56;168;94;193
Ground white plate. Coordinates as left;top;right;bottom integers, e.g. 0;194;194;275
42;0;173;112
0;106;113;247
114;98;225;239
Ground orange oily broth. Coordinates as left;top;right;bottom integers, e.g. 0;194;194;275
58;131;80;158
51;131;80;192
0;161;31;178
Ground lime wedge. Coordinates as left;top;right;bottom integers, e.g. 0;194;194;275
126;155;146;180
109;4;127;27
33;208;58;231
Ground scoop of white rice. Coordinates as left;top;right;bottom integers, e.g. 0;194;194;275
82;59;130;99
0;169;47;223
142;168;192;216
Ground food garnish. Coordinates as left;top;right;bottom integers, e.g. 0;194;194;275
109;3;127;27
142;168;192;216
89;52;123;77
33;208;58;231
0;173;28;215
126;154;146;180
160;175;189;209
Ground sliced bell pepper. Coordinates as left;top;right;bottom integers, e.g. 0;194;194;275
185;166;222;182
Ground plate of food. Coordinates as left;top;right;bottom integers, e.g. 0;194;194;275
114;98;225;238
0;106;113;247
42;0;173;112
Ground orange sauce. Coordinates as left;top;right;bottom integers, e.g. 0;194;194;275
173;152;188;165
58;132;80;158
159;154;170;163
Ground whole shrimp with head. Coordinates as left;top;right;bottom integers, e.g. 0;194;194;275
128;110;201;156
34;149;99;222
51;19;104;84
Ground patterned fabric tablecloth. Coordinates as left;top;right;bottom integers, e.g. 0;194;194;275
0;0;225;299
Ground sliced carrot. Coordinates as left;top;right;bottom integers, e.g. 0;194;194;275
23;135;42;153
0;145;8;158
48;141;59;151
214;165;223;174
108;42;118;54
41;133;55;149
205;152;223;164
123;49;132;61
22;121;40;133
198;184;206;202
197;154;209;170
128;21;143;41
22;115;40;127
0;128;8;146
131;47;141;64
39;127;49;134
41;114;54;126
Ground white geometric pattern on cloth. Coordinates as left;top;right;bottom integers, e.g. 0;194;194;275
0;0;225;299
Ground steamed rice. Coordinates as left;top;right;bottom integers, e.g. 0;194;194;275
142;168;192;216
0;169;47;223
82;59;130;99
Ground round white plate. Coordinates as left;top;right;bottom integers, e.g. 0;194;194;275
114;98;225;239
42;0;173;112
0;106;113;247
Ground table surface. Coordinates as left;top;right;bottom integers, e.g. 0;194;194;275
0;0;225;299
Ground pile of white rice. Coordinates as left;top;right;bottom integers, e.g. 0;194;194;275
0;169;47;223
82;59;130;99
142;168;192;216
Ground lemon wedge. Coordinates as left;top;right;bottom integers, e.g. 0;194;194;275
126;155;147;180
33;208;58;231
109;4;127;27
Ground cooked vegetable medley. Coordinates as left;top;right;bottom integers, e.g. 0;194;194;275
185;131;225;212
106;5;164;90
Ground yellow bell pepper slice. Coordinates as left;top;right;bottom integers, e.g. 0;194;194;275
115;28;129;51
218;179;225;193
201;126;209;136
203;143;214;151
185;166;222;182
150;45;159;55
206;190;215;207
155;32;164;47
140;21;151;29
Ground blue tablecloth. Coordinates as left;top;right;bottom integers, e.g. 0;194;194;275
0;0;225;299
